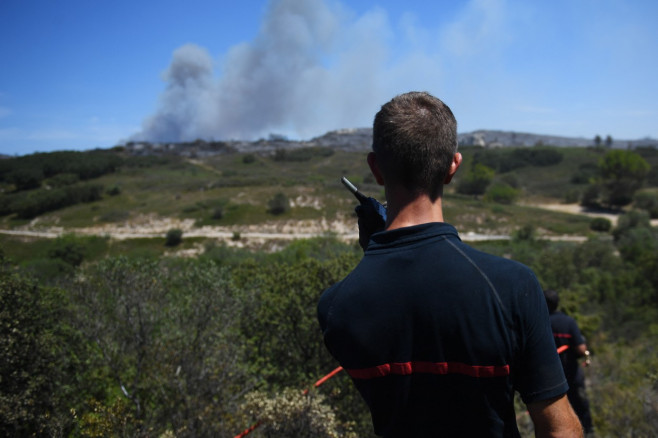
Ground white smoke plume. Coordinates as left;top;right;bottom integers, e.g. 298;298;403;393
133;0;509;143
132;0;406;142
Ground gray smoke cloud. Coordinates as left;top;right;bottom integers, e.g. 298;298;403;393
132;0;457;142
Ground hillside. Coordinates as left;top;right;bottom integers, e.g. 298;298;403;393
1;142;657;436
122;129;658;157
1;142;657;260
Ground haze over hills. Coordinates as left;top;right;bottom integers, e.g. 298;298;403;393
122;128;658;158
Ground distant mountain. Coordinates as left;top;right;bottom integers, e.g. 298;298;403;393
457;130;658;149
122;128;658;157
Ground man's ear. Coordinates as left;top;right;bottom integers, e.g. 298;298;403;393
443;152;462;184
367;152;385;185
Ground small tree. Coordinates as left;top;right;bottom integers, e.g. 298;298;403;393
580;184;601;208
48;233;86;267
165;228;183;246
211;206;224;220
590;217;612;232
634;191;658;218
598;150;650;208
0;254;84;436
268;193;290;215
594;135;602;147
457;163;495;198
484;183;519;204
514;224;536;241
612;210;651;241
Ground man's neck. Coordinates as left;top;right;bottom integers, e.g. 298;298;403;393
385;188;445;231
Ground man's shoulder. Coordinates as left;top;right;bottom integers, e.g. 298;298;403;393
317;278;347;330
550;311;576;323
453;239;537;277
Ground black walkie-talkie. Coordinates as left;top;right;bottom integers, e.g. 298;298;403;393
340;176;369;204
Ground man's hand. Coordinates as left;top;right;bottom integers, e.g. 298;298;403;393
355;197;386;250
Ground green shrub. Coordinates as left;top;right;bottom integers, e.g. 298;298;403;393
241;388;356;438
212;206;224;220
107;185;121;196
589;217;612;232
273;147;334;162
99;209;130;223
456;163;494;197
0;255;85;436
473;147;563;173
6;167;43;191
484;183;519;204
165;228;183;246
47;234;86;267
612;210;651;241
268;193;290;215
571;163;598;185
47;173;80;188
564;189;581;204
514;224;536;241
580;184;601;208
242;154;256;164
634;191;658;218
0;193;18;216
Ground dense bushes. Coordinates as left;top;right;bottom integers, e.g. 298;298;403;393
634;190;658;218
10;184;104;219
0;150;122;191
0;149;121;219
2;226;657;436
273;147;334;162
589;217;612;232
0;253;86;436
473;146;563;173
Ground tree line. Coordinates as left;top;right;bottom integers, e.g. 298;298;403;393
457;146;657;213
0;150;123;219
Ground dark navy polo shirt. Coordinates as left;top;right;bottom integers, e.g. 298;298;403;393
318;222;567;437
549;311;585;386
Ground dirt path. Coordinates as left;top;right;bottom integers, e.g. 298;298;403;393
0;216;509;244
525;203;622;225
1;203;654;245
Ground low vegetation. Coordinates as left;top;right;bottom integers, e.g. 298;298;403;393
1;143;657;436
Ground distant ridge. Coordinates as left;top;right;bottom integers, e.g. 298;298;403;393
122;128;658;157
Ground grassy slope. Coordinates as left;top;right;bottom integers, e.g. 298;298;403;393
2;145;648;263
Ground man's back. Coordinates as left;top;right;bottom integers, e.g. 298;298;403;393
318;223;567;436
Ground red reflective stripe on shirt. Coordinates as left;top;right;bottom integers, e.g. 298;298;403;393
556;345;569;354
553;333;572;338
345;361;510;379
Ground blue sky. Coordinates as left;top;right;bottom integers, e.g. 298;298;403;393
1;0;657;155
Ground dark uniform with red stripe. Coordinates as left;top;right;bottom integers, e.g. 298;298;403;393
549;311;593;433
318;223;567;437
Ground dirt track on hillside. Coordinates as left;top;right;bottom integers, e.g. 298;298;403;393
1;203;655;247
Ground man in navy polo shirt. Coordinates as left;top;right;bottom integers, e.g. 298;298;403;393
318;92;582;437
544;289;594;435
